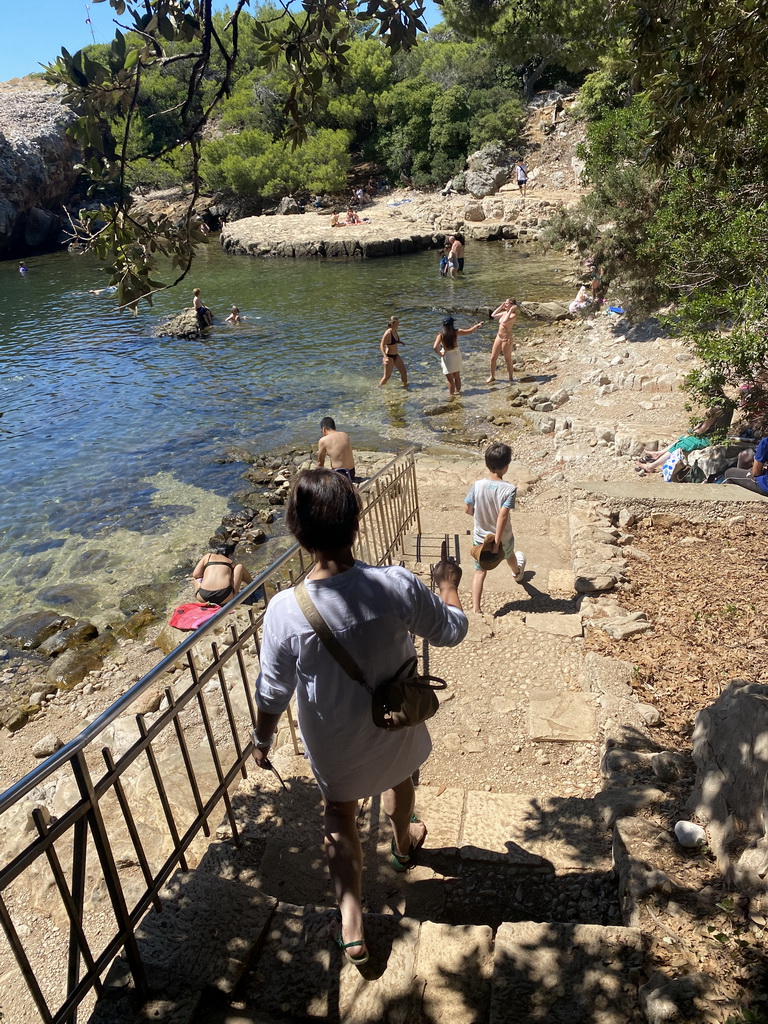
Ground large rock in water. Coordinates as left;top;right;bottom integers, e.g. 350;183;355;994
155;308;208;338
519;300;573;322
0;610;76;650
0;81;82;257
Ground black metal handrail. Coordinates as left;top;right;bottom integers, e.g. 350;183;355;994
0;448;420;1024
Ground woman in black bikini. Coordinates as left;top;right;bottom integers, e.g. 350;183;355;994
378;316;408;387
191;543;252;606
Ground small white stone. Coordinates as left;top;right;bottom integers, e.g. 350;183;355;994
674;820;706;848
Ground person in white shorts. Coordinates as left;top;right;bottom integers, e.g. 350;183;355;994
464;442;526;613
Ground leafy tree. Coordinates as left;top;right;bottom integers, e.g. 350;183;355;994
43;0;430;309
200;128;351;196
441;0;612;96
628;0;768;171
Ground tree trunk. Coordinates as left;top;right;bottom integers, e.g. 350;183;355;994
523;56;551;100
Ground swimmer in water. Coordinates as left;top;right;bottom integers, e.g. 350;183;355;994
88;285;118;296
225;305;245;323
19;261;28;274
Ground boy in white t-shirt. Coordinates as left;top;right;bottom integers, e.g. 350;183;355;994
464;442;526;613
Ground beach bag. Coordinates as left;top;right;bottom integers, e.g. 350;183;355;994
294;581;447;731
661;449;685;483
169;602;220;630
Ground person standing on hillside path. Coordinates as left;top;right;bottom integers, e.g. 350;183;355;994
318;417;356;483
515;161;528;198
465;442;526;614
487;298;518;383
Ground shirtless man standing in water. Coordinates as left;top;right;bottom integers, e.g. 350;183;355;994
317;417;356;483
487;298;518;383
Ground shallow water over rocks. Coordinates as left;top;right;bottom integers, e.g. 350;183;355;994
0;240;571;637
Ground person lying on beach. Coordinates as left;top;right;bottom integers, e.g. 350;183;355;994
723;437;768;496
318;417;356;483
192;543;252;606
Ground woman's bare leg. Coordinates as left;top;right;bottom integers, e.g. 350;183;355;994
454;370;462;393
487;335;503;382
394;354;408;386
501;341;514;381
382;777;426;857
233;564;252;593
379;358;394;387
324;800;366;955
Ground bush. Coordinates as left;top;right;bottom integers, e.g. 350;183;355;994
200;128;351;198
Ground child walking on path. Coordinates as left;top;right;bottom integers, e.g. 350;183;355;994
464;443;526;613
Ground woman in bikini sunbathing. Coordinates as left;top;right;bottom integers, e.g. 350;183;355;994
191;543;252;606
379;315;408;386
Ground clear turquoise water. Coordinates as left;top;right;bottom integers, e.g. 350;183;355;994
0;239;570;626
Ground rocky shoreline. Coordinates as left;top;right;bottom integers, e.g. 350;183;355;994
219;189;569;260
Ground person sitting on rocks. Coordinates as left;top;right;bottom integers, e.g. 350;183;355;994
568;285;590;314
192;543;252;606
723;437;768;495
193;287;213;328
635;406;729;475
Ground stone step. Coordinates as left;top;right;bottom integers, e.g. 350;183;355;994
489;921;644;1024
191;911;641;1024
199;780;617;939
88;869;277;1024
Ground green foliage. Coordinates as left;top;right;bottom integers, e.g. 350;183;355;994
441;0;614;96
628;0;768;172
42;0;430;308
200;128;351;197
373;33;524;184
575;44;633;121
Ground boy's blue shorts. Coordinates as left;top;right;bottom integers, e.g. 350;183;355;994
473;534;515;570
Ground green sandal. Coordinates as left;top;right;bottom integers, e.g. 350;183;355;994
391;816;428;872
334;911;369;965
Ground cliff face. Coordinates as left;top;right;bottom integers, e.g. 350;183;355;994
0;80;82;258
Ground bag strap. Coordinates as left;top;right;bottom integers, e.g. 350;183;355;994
294;580;373;694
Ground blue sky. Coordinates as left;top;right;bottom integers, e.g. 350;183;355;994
1;1;443;81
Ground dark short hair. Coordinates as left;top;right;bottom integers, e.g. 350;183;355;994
485;442;512;472
320;417;336;431
214;542;235;557
286;469;361;551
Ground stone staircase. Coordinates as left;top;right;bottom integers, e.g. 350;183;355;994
89;772;645;1024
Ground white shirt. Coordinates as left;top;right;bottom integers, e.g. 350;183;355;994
256;562;467;801
465;478;517;542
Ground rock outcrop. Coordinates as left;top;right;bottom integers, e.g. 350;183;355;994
0;81;82;257
462;142;515;198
